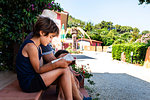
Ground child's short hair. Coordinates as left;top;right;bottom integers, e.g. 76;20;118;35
33;17;59;37
55;50;69;58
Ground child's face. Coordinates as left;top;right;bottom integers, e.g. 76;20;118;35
40;33;57;46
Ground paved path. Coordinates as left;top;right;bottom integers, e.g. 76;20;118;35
73;51;150;100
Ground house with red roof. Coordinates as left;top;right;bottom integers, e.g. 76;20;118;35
77;38;103;50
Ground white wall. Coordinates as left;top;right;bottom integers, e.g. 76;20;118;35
78;40;90;50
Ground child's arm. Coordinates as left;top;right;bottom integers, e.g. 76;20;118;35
27;44;71;74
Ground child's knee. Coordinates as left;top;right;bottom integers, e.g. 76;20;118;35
63;67;71;75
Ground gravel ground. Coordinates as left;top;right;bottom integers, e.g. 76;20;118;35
73;51;150;100
85;73;150;100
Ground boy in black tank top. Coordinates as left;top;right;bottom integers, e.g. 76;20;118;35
16;17;74;100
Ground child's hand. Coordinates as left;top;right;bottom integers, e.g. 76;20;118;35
57;53;68;58
57;59;72;68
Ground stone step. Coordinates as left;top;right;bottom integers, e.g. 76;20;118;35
0;80;42;100
41;85;89;100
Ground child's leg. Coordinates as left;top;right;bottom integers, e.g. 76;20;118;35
71;73;83;100
57;73;83;100
40;67;72;100
57;86;65;100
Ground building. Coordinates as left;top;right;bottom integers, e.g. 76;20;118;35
51;11;69;50
77;38;103;50
63;38;103;50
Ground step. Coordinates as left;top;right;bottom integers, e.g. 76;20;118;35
0;80;42;100
41;85;89;100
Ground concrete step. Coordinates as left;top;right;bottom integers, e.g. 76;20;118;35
0;80;42;100
41;85;89;100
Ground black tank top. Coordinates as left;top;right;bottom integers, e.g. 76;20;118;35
16;39;42;91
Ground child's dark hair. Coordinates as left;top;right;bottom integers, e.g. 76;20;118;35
33;17;59;37
55;50;69;58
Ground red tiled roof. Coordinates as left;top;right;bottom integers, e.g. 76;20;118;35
77;38;103;43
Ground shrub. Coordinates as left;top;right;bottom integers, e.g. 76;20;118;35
112;43;150;65
71;64;95;85
0;0;63;71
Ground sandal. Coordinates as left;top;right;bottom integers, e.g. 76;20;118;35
83;96;92;100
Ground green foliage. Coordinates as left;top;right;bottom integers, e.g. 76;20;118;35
68;15;85;28
133;27;140;34
113;39;125;44
66;31;72;38
142;30;150;35
130;32;142;43
114;24;121;32
67;16;141;46
94;21;113;30
0;0;63;71
112;43;150;65
84;22;94;32
139;0;150;4
87;31;102;41
120;32;132;42
119;26;133;33
66;44;81;54
71;64;94;84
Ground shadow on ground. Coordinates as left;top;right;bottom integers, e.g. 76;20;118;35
72;54;95;59
85;73;150;100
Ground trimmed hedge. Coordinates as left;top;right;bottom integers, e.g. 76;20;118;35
112;43;150;65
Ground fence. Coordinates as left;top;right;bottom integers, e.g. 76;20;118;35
84;46;109;52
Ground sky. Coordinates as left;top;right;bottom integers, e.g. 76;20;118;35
55;0;150;32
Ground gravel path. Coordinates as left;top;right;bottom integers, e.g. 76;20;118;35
85;73;150;100
73;51;150;100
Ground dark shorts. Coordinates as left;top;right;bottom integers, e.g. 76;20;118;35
24;74;48;93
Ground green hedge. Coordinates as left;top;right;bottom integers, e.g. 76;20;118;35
112;43;150;65
0;0;63;71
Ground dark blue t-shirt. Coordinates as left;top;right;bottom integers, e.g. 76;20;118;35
16;39;42;91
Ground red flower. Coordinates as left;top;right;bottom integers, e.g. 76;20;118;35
83;70;85;74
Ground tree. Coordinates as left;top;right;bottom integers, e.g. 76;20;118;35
107;21;114;30
84;22;93;32
120;26;127;33
88;32;102;41
115;24;121;32
0;0;63;70
97;28;109;35
107;29;118;39
126;26;133;32
130;31;142;43
139;0;150;4
133;27;140;34
142;30;150;35
68;15;85;28
113;39;125;44
120;32;132;42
